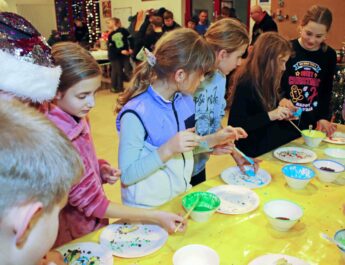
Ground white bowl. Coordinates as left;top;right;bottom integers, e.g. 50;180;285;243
264;200;303;232
282;164;315;189
173;244;220;265
312;160;345;183
324;148;345;165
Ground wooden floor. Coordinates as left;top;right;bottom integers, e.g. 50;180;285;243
89;88;238;208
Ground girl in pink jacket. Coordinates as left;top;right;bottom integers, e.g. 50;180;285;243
45;42;185;247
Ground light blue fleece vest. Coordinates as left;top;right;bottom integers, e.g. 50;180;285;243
116;85;195;146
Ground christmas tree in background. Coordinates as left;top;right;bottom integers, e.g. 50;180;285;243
54;0;100;46
331;67;345;124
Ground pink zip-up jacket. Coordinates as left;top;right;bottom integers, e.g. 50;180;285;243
45;104;110;247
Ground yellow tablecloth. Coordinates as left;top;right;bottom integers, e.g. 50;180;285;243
70;125;345;265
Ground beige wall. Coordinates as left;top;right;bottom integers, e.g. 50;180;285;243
249;0;345;49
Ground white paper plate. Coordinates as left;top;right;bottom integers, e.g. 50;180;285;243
100;223;168;258
221;166;271;189
248;254;310;265
273;147;317;164
324;132;345;145
207;185;260;214
57;242;113;265
324;148;345;159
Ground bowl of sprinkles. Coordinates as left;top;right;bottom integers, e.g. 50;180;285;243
263;200;303;232
312;159;345;183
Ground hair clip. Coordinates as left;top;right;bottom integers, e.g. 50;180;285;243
144;48;156;67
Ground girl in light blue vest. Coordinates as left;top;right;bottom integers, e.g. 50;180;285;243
116;28;215;208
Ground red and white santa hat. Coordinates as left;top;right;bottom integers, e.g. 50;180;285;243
0;12;61;102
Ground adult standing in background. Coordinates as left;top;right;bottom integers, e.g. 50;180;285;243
74;18;89;48
195;10;209;35
163;10;180;32
250;5;277;45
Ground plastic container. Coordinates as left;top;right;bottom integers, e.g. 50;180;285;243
182;192;220;222
173;244;220;265
334;229;345;261
302;130;326;148
264;200;303;232
313;159;345;183
282;164;315;189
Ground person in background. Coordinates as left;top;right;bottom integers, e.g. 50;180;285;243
47;30;62;47
280;5;337;137
45;42;186;247
195;10;209;35
186;17;197;30
107;17;133;93
131;8;166;62
142;9;164;51
0;99;84;265
74;18;89;48
163;10;180;32
250;5;277;45
116;29;215;208
228;32;297;158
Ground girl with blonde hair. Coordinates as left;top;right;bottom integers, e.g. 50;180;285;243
192;18;253;186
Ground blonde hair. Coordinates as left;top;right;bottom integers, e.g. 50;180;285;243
231;32;292;111
116;28;215;112
0;100;83;217
204;18;249;54
52;42;101;94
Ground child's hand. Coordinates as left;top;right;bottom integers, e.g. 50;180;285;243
317;119;337;137
231;151;261;173
212;142;235;155
38;251;66;265
158;128;201;162
153;210;187;233
121;50;130;55
268;106;292;121
214;126;247;146
100;164;121;185
279;98;297;112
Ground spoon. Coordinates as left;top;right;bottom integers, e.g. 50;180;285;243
321;232;345;249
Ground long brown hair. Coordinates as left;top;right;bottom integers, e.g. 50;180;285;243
301;5;332;31
301;5;332;52
116;28;215;113
51;42;101;94
230;32;292;111
205;18;249;54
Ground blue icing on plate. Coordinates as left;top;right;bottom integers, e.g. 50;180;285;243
245;169;256;177
241;174;265;186
282;164;315;179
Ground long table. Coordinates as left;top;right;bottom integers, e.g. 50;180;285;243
68;125;345;265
